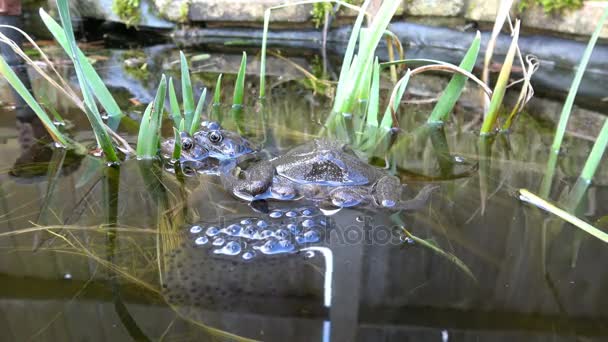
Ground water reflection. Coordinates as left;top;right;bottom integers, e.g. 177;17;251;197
0;44;608;341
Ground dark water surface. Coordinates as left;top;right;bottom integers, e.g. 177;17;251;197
1;43;608;341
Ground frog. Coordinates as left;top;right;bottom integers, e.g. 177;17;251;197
221;139;435;210
160;121;256;163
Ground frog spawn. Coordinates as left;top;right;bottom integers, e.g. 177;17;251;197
188;207;327;260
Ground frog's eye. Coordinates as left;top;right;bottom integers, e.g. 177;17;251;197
182;138;194;151
206;122;221;130
208;131;223;144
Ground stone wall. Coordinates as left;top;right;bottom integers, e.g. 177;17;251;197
47;0;608;39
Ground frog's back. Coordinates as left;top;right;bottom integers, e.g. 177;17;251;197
273;139;376;186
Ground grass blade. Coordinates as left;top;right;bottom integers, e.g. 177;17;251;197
259;0;364;99
365;58;381;127
180;51;195;130
518;189;608;243
540;6;608;197
0;56;68;145
39;8;122;119
382;69;411;129
171;127;182;161
189;88;207;135
399;226;477;283
55;0;118;162
427;31;481;124
480;21;520;135
482;0;514;111
168;77;182;128
214;73;223;105
137;75;167;158
233;52;247;107
335;0;402;114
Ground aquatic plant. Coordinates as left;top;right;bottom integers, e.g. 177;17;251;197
518;0;583;12
112;0;141;27
540;5;608;198
136;75;167;159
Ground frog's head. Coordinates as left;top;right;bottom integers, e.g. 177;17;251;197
160;132;210;162
193;122;255;160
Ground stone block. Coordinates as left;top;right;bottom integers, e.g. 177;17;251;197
519;1;608;39
465;0;501;22
184;0;312;22
405;0;465;17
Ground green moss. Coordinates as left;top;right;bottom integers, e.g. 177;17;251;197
311;1;354;28
112;0;141;27
518;0;583;13
312;2;333;28
179;1;190;23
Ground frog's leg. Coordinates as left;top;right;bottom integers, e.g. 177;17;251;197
270;176;300;201
397;184;438;210
329;186;366;207
235;162;275;199
371;175;402;208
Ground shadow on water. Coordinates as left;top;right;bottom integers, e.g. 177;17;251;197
1;43;608;341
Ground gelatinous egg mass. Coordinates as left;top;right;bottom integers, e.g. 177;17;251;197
186;206;328;260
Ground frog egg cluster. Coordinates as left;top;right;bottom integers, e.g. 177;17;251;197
188;207;327;260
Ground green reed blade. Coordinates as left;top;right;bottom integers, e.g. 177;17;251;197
180;51;195;130
540;6;608;197
0;56;68;145
335;0;402;114
168;77;182;128
357;40;374;103
580;119;608;182
332;0;371;112
233;52;247;107
172;127;182;161
260;1;363;100
428;32;481;124
55;0;117;162
395;223;477;284
137;75;167;158
212;74;223;123
480;21;520;135
39;8;122;119
214;73;223;105
381;69;411;129
136;104;156;158
260;9;270;99
519;189;608;243
190;88;207;135
365;58;381;128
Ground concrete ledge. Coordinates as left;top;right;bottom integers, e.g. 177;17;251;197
466;0;608;39
187;0;312;23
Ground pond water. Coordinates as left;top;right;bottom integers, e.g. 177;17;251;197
1;42;608;341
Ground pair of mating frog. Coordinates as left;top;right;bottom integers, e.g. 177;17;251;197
161;122;432;210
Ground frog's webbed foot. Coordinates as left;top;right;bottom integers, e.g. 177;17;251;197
371;175;402;208
329;186;366;207
396;184;438;211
